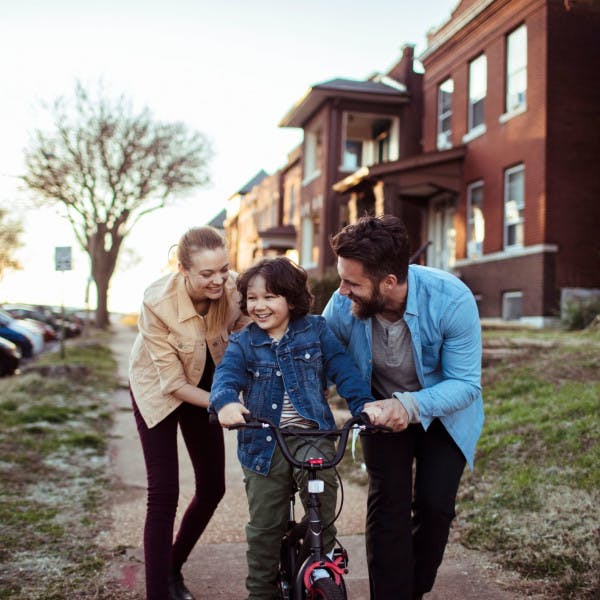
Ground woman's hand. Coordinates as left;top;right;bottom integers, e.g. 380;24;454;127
217;402;250;427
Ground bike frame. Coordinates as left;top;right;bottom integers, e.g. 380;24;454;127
232;412;379;599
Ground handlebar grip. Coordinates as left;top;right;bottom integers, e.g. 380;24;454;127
357;411;393;433
227;422;246;430
358;411;372;426
227;412;261;430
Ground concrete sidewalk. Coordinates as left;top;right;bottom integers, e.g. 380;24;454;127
102;319;522;599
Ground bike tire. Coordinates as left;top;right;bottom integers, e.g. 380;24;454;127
310;577;346;600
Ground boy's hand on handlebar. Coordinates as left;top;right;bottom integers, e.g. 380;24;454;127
217;402;250;427
363;399;409;432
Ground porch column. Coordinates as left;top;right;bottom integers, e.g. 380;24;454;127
383;181;401;215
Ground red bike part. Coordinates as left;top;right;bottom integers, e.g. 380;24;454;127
302;557;346;590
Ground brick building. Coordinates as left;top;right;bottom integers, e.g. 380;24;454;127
225;0;600;323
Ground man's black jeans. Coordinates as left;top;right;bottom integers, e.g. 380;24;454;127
361;418;466;600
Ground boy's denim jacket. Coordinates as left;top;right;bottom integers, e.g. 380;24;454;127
209;314;374;475
322;265;484;469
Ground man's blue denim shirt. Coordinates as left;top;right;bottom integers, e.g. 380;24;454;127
209;315;374;475
322;265;484;469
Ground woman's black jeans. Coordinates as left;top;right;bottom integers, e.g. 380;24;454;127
361;418;466;600
131;394;225;600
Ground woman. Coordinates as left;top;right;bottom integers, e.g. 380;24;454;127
129;226;249;600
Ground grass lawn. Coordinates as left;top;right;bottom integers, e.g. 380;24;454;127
0;331;137;599
338;326;600;599
459;327;600;598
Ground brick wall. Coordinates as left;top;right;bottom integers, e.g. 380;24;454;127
459;249;558;317
545;1;600;288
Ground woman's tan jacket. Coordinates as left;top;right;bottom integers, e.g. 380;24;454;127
129;271;248;428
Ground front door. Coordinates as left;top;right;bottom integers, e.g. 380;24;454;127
427;196;456;271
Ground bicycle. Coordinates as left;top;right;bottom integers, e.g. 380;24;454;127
229;411;386;600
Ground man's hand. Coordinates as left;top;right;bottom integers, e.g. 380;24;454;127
217;403;249;427
363;398;409;432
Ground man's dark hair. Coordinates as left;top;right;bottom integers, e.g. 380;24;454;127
237;257;314;318
330;214;411;283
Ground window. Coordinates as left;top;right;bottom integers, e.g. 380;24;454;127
437;78;453;150
300;215;319;268
468;55;487;131
506;25;527;113
373;118;392;163
467;181;484;258
343;140;363;170
504;164;525;249
304;129;322;181
341;112;399;171
287;185;296;223
502;291;523;320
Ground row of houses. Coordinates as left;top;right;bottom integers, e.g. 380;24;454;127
217;0;600;325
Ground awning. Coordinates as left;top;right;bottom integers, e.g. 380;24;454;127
257;224;297;250
332;146;466;197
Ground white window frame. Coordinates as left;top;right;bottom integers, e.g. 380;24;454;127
468;54;487;132
506;24;527;115
466;181;484;258
300;215;319;269
502;291;523;320
504;164;525;250
287;185;296;223
437;78;453;150
303;129;321;184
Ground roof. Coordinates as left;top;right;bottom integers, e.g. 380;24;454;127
207;208;226;229
279;77;409;128
313;77;407;95
237;169;269;195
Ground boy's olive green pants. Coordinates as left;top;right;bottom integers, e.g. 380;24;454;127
242;435;338;600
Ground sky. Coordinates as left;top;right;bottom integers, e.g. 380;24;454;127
0;0;458;314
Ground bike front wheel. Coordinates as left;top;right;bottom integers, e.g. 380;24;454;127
309;577;346;600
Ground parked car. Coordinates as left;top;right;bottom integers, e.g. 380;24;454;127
21;317;57;342
0;321;33;358
2;304;61;335
47;308;83;338
0;336;21;376
0;309;44;355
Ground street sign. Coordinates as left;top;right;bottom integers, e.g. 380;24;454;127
55;246;72;271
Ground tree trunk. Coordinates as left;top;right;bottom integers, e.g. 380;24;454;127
94;273;111;329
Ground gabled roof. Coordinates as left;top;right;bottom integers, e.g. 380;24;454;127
207;208;226;229
237;169;269;195
279;77;409;128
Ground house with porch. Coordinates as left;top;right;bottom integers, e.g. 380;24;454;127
226;0;600;323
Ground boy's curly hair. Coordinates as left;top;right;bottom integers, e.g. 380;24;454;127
237;257;314;318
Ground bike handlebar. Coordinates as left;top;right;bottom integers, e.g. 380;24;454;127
227;412;389;470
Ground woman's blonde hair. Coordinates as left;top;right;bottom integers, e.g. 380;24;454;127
177;226;231;335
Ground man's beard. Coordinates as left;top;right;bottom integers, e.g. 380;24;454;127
349;289;386;320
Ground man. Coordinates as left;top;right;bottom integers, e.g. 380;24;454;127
322;214;483;600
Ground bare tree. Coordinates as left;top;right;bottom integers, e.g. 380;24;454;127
0;206;23;280
22;81;212;328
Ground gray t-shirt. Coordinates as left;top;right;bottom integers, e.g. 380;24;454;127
371;314;421;422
